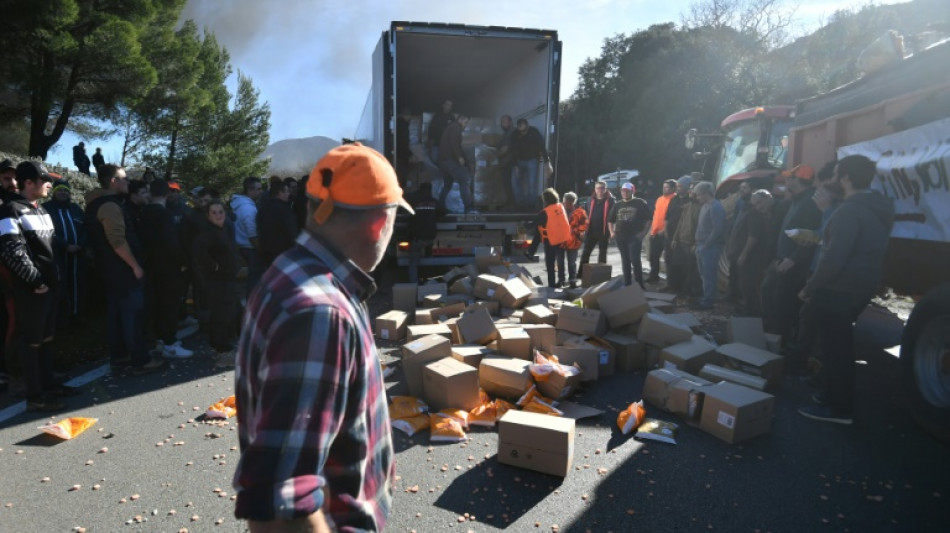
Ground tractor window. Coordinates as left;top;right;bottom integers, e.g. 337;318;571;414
718;121;760;182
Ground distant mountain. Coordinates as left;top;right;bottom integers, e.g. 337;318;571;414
261;135;339;176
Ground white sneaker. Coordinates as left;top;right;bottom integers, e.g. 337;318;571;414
163;341;194;359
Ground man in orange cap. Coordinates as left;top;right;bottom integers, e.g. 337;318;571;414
233;143;408;533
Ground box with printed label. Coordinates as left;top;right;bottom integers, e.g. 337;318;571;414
375;310;408;342
522;324;557;352
659;337;720;375
498;410;575;477
579;277;623;309
727;317;767;349
417;283;447;304
393;283;418;313
473;274;506;300
423;357;480;411
699;382;774;443
479;357;533;399
550;345;600;381
556;305;607;337
602;332;645;373
597;283;649;328
495;277;533;309
522;305;557;326
401;334;452;397
496;327;532;360
564;337;616;377
406;323;453;342
637;313;693;348
642;368;714;419
716;343;784;385
456;307;499;345
581;263;612;288
451;344;495;368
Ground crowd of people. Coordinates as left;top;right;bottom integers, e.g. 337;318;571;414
0;157;308;412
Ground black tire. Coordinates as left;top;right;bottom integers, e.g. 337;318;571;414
900;282;950;443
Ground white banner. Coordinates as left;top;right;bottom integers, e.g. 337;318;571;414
837;117;950;243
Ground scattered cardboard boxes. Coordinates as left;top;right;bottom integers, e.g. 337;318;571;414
698;382;774;444
596;283;649;328
498;410;575;477
556;305;607;337
479;357;533;400
637;313;693;348
375;310;408;342
659;337;720;375
422;357;481;411
401;334;452;397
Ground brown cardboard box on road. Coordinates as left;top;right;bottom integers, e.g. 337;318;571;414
431;302;467;322
581;263;612;288
522;305;557;326
565;336;616;377
551;345;600;381
699;382;774;443
659;337;720;375
497;327;532;360
648;300;675;313
699;364;769;391
393;283;418;313
402;334;452;397
406;323;453;342
474;274;506;300
535;365;583;400
637;313;693;348
451;344;496;368
522;324;557;352
602;332;645;373
417;283;447;304
456;307;499;345
414;308;433;325
579;277;623;309
442;266;470;285
423;357;480;411
498;410;575;477
597;283;649;328
469;299;500;316
727;317;767;350
495;277;533;308
556;305;607;337
642;368;714;419
479;357;533;399
716;343;784;385
450;277;474;295
375;310;408;342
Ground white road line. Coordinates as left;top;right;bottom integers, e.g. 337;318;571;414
0;364;112;425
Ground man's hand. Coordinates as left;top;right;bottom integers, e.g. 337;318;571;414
133;264;144;280
776;258;794;274
34;284;49;294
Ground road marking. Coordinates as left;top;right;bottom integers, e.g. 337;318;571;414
0;401;25;424
0;364;112;425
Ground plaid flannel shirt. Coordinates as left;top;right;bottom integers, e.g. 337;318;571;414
233;231;393;531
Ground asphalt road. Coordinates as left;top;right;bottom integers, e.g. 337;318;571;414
1;248;949;533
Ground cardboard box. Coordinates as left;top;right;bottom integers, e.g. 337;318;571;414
579;277;623;309
417;283;447;304
422;357;480;411
430;302;467;322
550;345;600;381
642;368;714;419
643;291;677;302
716;343;784;385
518;273;539;291
581;263;612;288
522;324;557;352
699;364;769;391
473;274;506;300
535;364;583;400
495;278;532;309
556;305;607;337
449;277;474;295
442;317;462;345
648;300;675;313
763;333;782;354
414;308;433;325
488;264;512;278
406;323;453;342
474;246;504;272
393;283;418;313
498;410;575;477
451;344;495;368
375;310;408;341
564;337;616;377
659;337;720;375
479;357;533;399
597;283;649;328
456;307;499;345
442;266;470;285
522;304;557;326
401;334;452;397
664;313;702;329
699;382;774;443
420;293;442;308
637;313;693;348
727;317;767;350
602;332;645;373
497;328;532;360
469;299;499;316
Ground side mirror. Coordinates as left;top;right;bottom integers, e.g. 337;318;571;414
685;129;697;150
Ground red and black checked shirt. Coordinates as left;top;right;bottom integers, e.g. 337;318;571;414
232;231;393;531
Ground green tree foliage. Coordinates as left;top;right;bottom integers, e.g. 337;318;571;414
0;0;186;158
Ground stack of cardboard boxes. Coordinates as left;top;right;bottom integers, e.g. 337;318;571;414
377;250;785;475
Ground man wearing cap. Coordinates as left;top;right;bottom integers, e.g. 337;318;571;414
43;179;87;328
608;182;651;288
233;142;401;532
761;164;823;346
0;162;73;411
85;164;165;375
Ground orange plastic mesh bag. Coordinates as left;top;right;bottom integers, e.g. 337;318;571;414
206;395;237;419
617;400;647;435
430;414;467;443
38;417;98;440
392;414;430;436
389;396;429;420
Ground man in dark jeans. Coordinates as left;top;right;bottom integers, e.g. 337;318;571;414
608;183;650;288
85;164;165;375
797;155;893;425
580;181;615;266
406;182;438;283
437;113;475;213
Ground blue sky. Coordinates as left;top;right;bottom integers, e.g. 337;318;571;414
51;0;899;168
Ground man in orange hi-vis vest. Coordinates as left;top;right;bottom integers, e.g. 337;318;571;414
647;179;676;283
536;188;571;288
562;191;588;288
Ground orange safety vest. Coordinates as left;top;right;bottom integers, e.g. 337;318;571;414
539;203;571;246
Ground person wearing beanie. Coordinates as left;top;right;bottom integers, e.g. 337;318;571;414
42;179;87;328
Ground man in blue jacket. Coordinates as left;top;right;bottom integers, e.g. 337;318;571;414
43;180;86;328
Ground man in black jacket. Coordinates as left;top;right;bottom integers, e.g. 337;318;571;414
0;162;75;411
437;113;474;213
428;99;454;163
43;180;87;328
511;118;547;210
580;181;616;266
256;180;299;268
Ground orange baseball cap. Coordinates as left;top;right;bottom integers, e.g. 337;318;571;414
307;142;413;224
781;164;815;181
167;181;182;191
